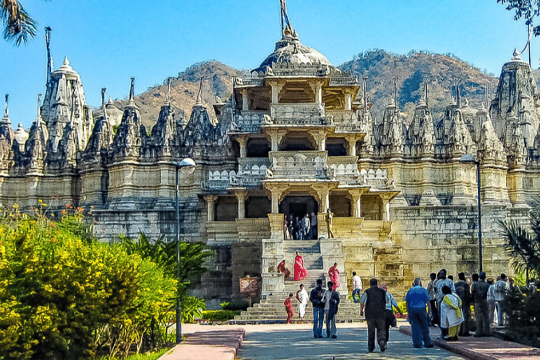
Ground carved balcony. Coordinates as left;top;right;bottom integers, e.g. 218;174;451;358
268;150;328;180
328;156;361;184
358;168;389;189
326;110;364;133
237;157;271;188
269;103;327;126
328;76;358;86
234;111;267;133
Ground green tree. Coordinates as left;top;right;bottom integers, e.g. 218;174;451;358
498;0;540;36
1;0;39;45
500;198;540;279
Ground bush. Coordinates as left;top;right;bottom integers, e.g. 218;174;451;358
222;300;249;311
201;310;241;321
0;207;176;360
503;280;540;347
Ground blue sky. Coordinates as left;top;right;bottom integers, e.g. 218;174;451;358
0;0;531;128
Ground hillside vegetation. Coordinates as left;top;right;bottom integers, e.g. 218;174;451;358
111;50;518;129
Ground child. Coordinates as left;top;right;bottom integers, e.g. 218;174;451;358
284;293;294;324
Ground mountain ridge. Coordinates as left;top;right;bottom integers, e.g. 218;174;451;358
107;49;521;129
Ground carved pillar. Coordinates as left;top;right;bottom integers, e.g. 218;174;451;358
265;183;288;214
267;129;286;152
237;135;247;158
205;195;217;221
270;81;285;104
348;189;365;218
309;81;323;106
344;135;357;156
345;93;352;111
311;184;330;213
379;193;393;221
309;129;326;151
235;189;248;219
241;90;249;111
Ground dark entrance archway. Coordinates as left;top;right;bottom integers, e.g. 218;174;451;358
279;195;318;220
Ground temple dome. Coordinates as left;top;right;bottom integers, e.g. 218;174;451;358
255;34;332;72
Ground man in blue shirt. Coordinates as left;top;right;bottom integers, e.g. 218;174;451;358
405;278;434;348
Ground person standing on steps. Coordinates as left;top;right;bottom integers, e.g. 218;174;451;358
296;283;309;320
322;281;340;338
360;278;387;353
352;271;362;303
405;278;433;348
326;208;335;238
328;263;340;290
454;272;471;336
471;272;490;337
310;212;317;240
294;216;301;240
301;213;310;241
310;279;325;338
288;214;295;240
284;293;294;324
294;251;308;281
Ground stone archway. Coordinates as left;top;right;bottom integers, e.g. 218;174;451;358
279;131;317;151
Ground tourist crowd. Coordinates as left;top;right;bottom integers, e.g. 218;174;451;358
281;263;514;353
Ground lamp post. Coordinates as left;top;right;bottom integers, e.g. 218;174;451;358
460;154;482;273
175;158;196;344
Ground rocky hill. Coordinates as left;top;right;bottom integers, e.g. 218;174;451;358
340;49;499;123
112;61;244;129
110;50;511;129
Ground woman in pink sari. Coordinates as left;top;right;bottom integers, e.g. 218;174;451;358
328;262;340;290
294;251;308;281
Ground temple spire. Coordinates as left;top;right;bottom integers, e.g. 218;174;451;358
4;94;8;118
36;94;42;121
101;88;107;121
454;77;462;108
45;27;53;84
166;78;172;105
195;77;204;107
392;76;398;108
125;77;137;109
280;0;294;38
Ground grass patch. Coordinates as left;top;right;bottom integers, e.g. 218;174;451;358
202;310;241;321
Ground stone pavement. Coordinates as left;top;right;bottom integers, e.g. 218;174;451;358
400;325;540;360
158;327;245;360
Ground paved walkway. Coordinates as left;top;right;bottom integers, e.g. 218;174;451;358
158;328;244;360
161;323;540;360
400;326;540;360
238;323;464;360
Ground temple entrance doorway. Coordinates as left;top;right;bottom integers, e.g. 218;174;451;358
279;195;319;240
279;195;318;219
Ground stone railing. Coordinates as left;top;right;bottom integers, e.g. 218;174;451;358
326;110;363;133
236;77;264;87
328;76;358;86
268;150;327;179
237;157;271;187
234;111;267;132
359;168;389;189
269;103;326;126
328;156;360;183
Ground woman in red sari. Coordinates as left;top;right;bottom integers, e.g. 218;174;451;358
328;262;340;290
277;260;291;279
294;251;308;281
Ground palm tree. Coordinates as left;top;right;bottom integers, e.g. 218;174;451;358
1;0;38;45
500;198;540;280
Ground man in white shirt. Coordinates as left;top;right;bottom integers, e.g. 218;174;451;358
296;284;309;320
494;273;510;326
352;271;362;303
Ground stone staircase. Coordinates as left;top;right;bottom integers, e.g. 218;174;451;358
231;240;362;324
